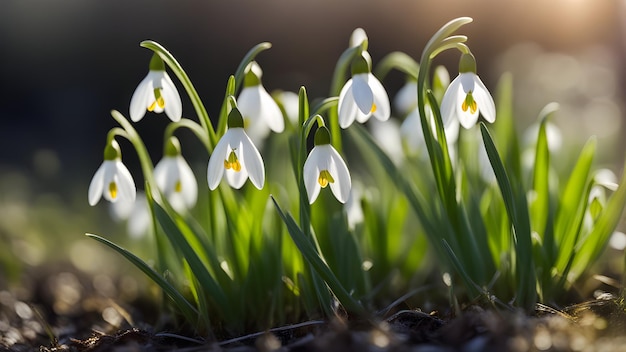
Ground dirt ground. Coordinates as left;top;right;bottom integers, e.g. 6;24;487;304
2;263;626;352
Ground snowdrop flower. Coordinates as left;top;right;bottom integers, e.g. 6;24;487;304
207;107;265;190
89;140;136;206
400;104;459;155
275;90;300;125
130;54;182;122
109;192;151;239
237;61;284;144
345;183;364;230
394;79;418;117
338;28;390;129
338;54;391;128
370;118;404;165
441;53;495;129
303;126;351;203
154;137;198;212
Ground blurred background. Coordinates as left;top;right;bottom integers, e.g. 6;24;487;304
1;0;625;281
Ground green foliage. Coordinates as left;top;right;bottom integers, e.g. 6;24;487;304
84;16;626;339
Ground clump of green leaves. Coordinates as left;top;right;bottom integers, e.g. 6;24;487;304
86;17;626;339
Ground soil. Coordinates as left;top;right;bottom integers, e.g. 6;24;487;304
2;263;626;352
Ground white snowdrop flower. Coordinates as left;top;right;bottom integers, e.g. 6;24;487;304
207;108;265;190
89;140;136;206
129;54;182;122
238;61;284;140
441;53;495;129
303;126;351;203
153;137;198;212
400;105;459;155
394;80;418;118
370;118;404;165
338;67;390;128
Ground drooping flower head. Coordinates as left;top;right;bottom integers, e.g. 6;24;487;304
88;140;137;206
207;107;265;190
130;54;182;122
303;126;351;203
338;29;390;129
441;53;495;129
154;136;198;212
237;61;284;144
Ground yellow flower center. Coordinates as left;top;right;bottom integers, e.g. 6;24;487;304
461;91;477;114
371;103;377;113
224;150;242;172
318;170;334;188
175;180;182;193
108;182;118;199
148;88;165;111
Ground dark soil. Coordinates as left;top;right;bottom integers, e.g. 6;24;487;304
2;263;626;352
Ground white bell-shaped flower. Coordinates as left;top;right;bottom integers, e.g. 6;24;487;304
303;127;351;203
207;108;265;190
89;140;136;206
441;53;495;129
154;137;198;212
129;54;182;122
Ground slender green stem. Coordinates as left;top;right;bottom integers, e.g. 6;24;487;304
233;42;272;91
164;118;211;152
140;40;217;148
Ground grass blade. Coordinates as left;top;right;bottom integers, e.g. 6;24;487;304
86;233;199;324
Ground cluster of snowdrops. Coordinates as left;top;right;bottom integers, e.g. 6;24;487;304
85;18;626;336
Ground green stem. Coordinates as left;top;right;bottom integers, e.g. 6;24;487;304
233;42;273;92
164;118;211;152
140;40;217;149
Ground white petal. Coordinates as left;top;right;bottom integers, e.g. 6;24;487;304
394;81;418;116
368;73;390;122
224;138;248;190
257;85;285;132
177;157;198;207
88;162;107;206
237;129;265;189
225;164;248;189
349;28;368;47
115;161;137;203
161;73;182;122
472;75;496;123
303;147;323;203
127;195;151;239
352;74;374;115
456;91;479;129
355;110;372;123
440;75;462;129
238;87;262;123
400;109;424;153
129;73;153;122
154;157;176;194
326;145;351;203
338;80;358;128
207;132;231;190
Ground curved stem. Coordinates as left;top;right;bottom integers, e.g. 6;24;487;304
110;110;158;196
140;40;217;148
233;42;272;92
164;118;212;152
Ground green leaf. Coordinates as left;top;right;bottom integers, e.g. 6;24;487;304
146;191;232;320
480;123;536;310
554;137;596;274
140;40;216;147
271;196;365;315
573;159;626;275
86;233;199;325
